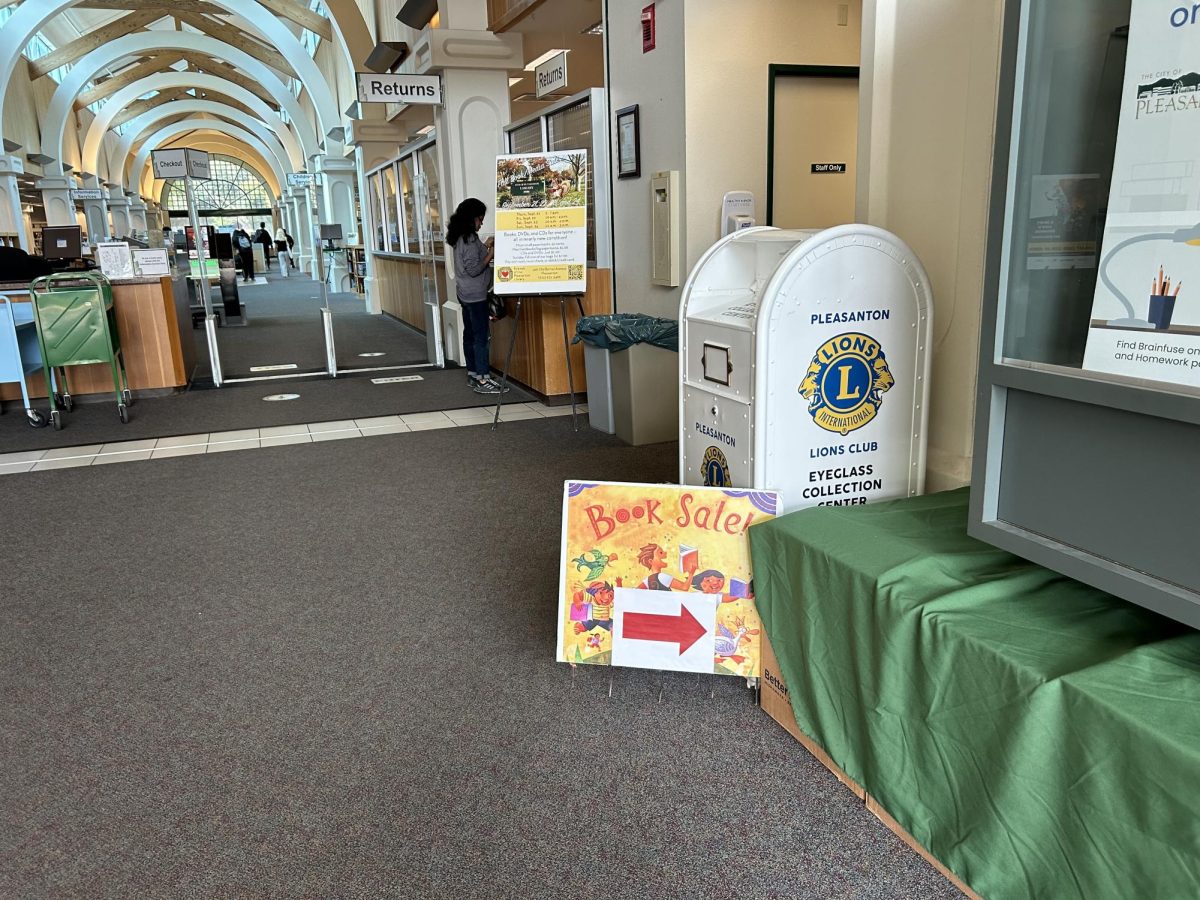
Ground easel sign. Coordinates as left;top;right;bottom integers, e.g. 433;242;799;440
490;150;591;430
493;150;588;295
556;481;780;679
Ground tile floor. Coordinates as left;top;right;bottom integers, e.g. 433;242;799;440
0;402;587;475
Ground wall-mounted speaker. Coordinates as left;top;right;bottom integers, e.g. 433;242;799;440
396;0;438;30
364;42;410;73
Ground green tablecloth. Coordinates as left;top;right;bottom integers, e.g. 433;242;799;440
749;488;1200;899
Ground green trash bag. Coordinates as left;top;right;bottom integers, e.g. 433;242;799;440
572;313;678;352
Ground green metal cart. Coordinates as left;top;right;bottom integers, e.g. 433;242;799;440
29;271;132;430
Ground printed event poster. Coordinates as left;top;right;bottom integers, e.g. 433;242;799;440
1082;1;1200;388
494;151;588;295
556;481;779;678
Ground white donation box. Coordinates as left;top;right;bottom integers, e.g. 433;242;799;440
679;225;932;511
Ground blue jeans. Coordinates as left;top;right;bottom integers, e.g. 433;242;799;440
461;300;491;378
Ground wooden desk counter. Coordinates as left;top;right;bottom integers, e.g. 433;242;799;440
0;275;194;401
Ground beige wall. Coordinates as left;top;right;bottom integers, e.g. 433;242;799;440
607;0;687;320
608;0;862;319
859;0;1004;490
683;0;861;265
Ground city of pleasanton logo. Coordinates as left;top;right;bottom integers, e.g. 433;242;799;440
1136;72;1200;119
799;332;894;436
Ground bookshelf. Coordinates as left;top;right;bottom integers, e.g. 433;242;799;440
345;245;367;295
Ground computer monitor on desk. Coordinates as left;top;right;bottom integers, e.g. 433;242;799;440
320;224;343;251
41;225;82;263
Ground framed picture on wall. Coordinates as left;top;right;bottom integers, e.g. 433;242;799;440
616;105;640;179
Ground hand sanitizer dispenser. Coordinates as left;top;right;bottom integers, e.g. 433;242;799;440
721;191;756;237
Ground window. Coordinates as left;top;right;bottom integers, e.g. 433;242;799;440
368;171;387;252
504;91;611;267
548;100;597;263
418;144;443;256
382;165;400;250
400;157;419;250
161;156;273;212
998;1;1130;370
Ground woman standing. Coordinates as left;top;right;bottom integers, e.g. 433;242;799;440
274;226;291;276
447;198;507;394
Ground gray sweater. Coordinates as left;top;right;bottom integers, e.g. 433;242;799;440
453;235;492;303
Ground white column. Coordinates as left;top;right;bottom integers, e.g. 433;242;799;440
128;196;148;234
315;153;359;292
37;174;75;227
0;155;29;250
81;175;110;242
290;186;315;279
107;186;132;239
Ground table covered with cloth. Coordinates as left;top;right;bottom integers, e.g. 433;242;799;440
748;487;1200;899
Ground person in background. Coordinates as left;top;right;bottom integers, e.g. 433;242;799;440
447;198;507;395
253;222;273;267
233;224;255;284
274;226;291;275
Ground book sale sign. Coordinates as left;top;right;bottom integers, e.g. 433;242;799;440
1083;0;1200;388
494;151;588;295
557;482;779;678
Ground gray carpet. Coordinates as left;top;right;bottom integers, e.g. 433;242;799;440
0;420;957;899
193;275;430;378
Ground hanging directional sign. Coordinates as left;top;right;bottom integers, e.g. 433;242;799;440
356;72;442;105
152;149;211;181
287;173;317;187
70;188;104;201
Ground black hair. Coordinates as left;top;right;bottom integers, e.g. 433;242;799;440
446;198;487;247
691;569;725;590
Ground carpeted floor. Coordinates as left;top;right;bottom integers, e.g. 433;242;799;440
0;419;957;899
193;276;431;378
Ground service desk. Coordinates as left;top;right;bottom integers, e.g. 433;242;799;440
0;274;194;401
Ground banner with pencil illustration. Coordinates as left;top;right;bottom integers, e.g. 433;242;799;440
1083;0;1200;387
556;482;779;678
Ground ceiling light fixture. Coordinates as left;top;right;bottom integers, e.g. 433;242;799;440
583;21;604;35
524;49;569;72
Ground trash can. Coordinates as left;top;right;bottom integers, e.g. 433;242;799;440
574;314;678;441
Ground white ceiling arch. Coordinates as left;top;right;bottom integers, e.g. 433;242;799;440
117;102;299;192
1;0;342;154
129;120;291;199
43;32;325;178
95;80;307;180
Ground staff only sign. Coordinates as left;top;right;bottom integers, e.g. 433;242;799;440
1082;0;1200;388
679;225;932;512
494;151;588;295
557;482;779;677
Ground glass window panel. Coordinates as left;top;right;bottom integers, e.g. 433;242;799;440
400;156;418;250
418;143;443;257
368;171;387;252
548;99;597;264
999;0;1131;368
382;165;400;251
508;120;543;154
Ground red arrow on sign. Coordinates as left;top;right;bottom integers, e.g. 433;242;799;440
623;605;707;655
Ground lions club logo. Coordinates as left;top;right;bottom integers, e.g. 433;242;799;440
799;332;894;435
702;446;731;487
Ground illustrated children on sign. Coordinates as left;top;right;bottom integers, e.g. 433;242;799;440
573;581;615;633
558;483;779;678
637;543;695;591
